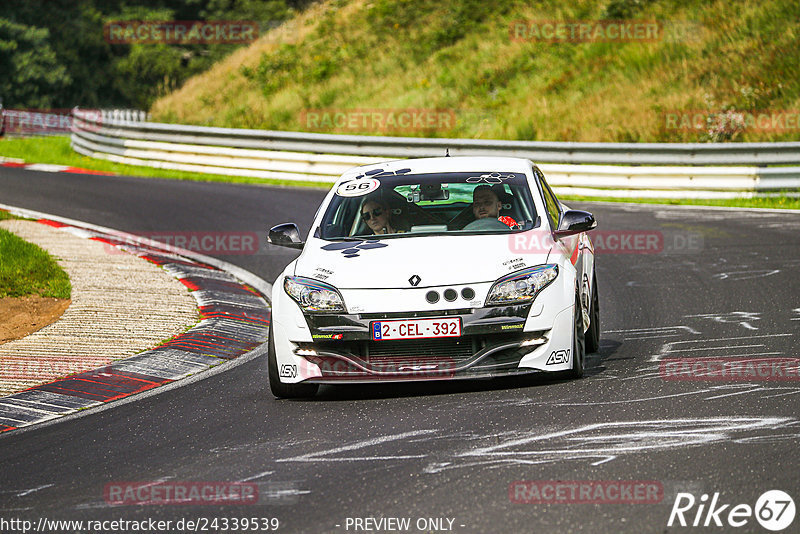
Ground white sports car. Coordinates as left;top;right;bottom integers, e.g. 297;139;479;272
267;156;598;398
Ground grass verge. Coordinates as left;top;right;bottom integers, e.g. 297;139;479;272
152;0;800;144
562;194;800;210
0;226;72;299
2;135;798;210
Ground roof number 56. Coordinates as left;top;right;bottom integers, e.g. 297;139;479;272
336;178;380;197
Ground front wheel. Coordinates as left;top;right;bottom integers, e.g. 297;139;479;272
585;272;600;353
267;323;319;399
566;292;586;379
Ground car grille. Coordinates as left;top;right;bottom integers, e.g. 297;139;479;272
304;332;538;380
366;338;475;365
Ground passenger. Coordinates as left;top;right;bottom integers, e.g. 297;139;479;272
472;185;517;228
360;197;405;235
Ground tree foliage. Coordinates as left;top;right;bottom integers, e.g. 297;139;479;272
0;0;307;109
0;19;70;108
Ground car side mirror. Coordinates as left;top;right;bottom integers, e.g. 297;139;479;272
268;223;305;249
554;210;597;237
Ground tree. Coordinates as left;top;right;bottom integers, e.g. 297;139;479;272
0;19;70;108
0;0;300;109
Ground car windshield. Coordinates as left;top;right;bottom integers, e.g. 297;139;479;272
318;171;539;240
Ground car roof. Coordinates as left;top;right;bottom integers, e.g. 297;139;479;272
336;156;535;185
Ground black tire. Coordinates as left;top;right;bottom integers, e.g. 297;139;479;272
267;323;319;399
566;291;586;379
585;272;600;353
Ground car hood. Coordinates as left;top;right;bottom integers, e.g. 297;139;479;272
295;234;552;289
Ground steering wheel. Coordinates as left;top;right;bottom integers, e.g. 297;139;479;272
462;217;511;231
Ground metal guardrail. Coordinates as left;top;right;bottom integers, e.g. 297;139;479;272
71;108;800;198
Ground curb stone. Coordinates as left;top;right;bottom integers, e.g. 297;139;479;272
0;159;117;176
0;205;272;433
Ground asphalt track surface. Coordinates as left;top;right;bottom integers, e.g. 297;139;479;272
1;167;798;534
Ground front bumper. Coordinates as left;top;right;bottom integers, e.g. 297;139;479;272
270;266;576;384
290;304;569;383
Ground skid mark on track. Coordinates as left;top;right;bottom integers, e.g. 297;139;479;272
605;325;700;340
712;269;780;281
237;470;275;482
277;429;436;463
733;433;800;444
684;311;762;330
430;386;783;408
649;333;792;363
0;484;54;498
423;417;793;473
274;418;794;475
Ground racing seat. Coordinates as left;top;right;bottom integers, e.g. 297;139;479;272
449;185;517;230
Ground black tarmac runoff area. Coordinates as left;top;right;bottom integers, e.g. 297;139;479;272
1;167;798;534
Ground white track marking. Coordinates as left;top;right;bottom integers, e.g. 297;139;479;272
703;388;772;400
733;434;800;444
761;390;800;399
237;470;274;482
606;325;701;340
542;390;707;406
685;311;761;330
624;333;687;340
650;333;792;362
423;417;793;473
712;269;780;281
663;344;766;353
712;352;783;358
273;417;795;475
0;484;54;497
458;417;789;457
277;430;436;463
590;456;617;466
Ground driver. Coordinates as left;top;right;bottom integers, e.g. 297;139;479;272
472;185;517;228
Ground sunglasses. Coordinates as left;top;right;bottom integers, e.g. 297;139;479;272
361;207;383;221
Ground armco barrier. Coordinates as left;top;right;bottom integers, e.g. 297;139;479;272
70;108;800;198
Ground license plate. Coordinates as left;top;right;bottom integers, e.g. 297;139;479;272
371;317;462;341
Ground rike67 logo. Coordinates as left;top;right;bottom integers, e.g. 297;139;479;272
668;490;795;531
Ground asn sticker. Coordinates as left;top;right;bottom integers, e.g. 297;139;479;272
547;349;570;365
336;178;380;197
279;364;297;378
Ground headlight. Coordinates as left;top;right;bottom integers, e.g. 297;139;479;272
284;276;346;313
485;265;558;306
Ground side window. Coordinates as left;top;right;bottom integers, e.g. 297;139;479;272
538;171;561;230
